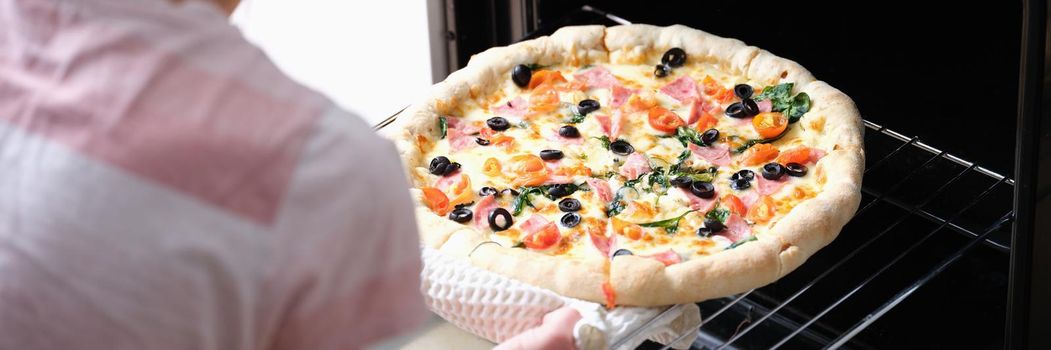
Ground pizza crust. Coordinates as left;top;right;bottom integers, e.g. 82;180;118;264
388;24;864;306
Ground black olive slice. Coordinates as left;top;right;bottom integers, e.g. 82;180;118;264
731;169;755;181
734;84;754;99
612;248;633;257
539;149;564;161
558;198;582;212
440;162;461;176
560;213;581;228
701;128;720;144
479;186;499;197
577;99;601;115
696;227;714;237
476;138;491;146
730;178;752;191
558;125;580;138
546;183;577;199
762;163;786;180
488;208;513;231
742;98;759;117
487;117;511;131
448;207;473;223
703;218;725;232
725;102;747;119
690;181;716;199
610;140;635;156
428;156;451;175
670;176;693;188
661;47;687;67
786;163;808;177
654;64;671;78
512;64;532;88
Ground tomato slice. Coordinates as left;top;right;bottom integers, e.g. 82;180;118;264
647;106;686;134
528;70;567;89
777;146;812;165
752;112;788;139
721;194;747;216
447;174;473;207
482;157;502;177
509;154;549;187
742;143;780;166
601;281;617;309
421;187;451;216
747;195;777;223
529;84;561;113
523;223;561;250
702;76;735;103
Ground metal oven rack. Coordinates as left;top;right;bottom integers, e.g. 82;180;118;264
614;119;1015;349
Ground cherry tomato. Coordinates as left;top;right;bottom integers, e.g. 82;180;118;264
722;194;747;216
752;112;788;138
647;106;686;134
523;223;561;250
527;70;567;89
421;187;450;216
742;143;780;166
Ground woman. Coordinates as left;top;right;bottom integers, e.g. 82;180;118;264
0;0;576;348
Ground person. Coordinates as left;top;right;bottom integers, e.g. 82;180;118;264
0;0;578;348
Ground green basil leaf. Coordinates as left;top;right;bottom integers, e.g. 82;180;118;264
731;129;790;154
511;186;547;216
593;135;612;150
526;63;545;70
438;116;448;139
567;112;586;124
637;210;697;234
705;207;730;223
727;235;757;249
675;126;705;147
786;92;811;123
754;82;793;101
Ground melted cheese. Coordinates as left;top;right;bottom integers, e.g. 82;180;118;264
415;53;826;262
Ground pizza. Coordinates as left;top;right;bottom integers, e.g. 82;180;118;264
386;24;863;307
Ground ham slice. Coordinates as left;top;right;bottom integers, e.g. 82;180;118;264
594;110;624;140
520;214;552;233
472;195;497;229
619;153;652;180
610;85;634;108
493;96;527;118
589;231;616;257
659;76;699;102
689;143;731;166
446;127;476;152
739;190;759;209
756;175;788;196
757;99;773;113
573;67;619;89
433;172;464;191
685;98;702;125
720;214;752;242
586;178;614;203
642;249;682;266
678;187;718;212
809;148;827;164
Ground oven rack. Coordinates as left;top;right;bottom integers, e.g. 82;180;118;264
614;118;1016;349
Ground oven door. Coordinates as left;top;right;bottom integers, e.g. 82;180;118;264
426;1;1047;348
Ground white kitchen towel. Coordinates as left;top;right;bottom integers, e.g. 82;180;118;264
420;247;701;349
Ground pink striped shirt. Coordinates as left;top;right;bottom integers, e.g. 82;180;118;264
0;0;427;349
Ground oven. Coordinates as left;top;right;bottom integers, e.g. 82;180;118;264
394;1;1051;348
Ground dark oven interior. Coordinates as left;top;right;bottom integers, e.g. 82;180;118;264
430;1;1050;348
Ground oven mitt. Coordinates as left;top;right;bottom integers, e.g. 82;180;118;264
420;247;701;349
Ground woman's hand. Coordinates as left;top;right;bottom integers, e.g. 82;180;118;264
494;306;581;350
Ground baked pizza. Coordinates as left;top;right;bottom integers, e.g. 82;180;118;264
387;24;863;307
